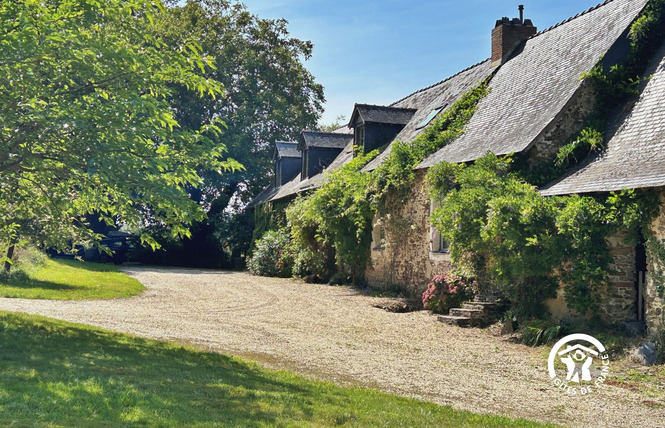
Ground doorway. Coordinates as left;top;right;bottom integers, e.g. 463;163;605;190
635;232;647;322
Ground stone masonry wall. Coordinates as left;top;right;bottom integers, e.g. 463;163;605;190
646;190;665;333
366;169;453;298
545;232;637;324
526;84;596;165
367;83;595;296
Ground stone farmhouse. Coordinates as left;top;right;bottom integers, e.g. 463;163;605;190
249;0;665;333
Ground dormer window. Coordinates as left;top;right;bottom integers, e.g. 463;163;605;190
416;104;448;130
348;104;416;154
298;131;352;180
273;141;301;187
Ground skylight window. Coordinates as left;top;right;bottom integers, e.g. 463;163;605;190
415;104;448;130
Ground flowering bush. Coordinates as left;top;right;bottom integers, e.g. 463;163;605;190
422;274;474;314
248;229;292;277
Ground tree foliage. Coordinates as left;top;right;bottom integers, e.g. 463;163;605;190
0;0;239;263
130;0;325;266
158;0;324;203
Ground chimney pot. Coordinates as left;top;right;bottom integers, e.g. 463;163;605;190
519;5;524;24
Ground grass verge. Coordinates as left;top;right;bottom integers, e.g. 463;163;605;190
0;259;144;300
0;311;553;427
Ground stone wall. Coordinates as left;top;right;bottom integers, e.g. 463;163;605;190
646;190;665;333
545;233;637;324
526;84;596;166
367;83;596;299
366;169;453;297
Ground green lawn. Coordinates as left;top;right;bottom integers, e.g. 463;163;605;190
0;259;144;300
0;311;553;427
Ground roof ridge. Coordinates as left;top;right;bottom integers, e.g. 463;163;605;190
389;58;491;107
528;0;615;39
302;130;353;136
355;103;414;110
354;103;418;111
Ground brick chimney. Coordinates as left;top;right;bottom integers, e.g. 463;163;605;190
491;5;537;68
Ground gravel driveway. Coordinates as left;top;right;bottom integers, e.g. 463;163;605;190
0;265;662;427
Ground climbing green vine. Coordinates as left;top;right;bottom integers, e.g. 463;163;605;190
427;154;661;317
426;0;665;316
283;77;491;283
372;77;491;205
286;152;378;282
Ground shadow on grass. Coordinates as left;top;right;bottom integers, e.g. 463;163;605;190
0;277;86;292
0;313;311;427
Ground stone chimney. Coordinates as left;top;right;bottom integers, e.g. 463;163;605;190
491;5;537;68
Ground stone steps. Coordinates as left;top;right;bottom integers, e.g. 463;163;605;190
437;315;471;327
449;307;484;318
437;299;506;328
462;301;500;311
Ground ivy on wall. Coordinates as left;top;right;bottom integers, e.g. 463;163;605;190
427;0;665;316
427;154;660;317
282;77;492;283
286;152;377;282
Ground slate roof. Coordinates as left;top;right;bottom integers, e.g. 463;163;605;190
274;141;300;160
294;142;355;193
364;59;493;171
349;104;417;126
541;47;665;196
247;127;354;207
245;183;276;209
298;131;353;150
419;0;650;169
247;142;356;207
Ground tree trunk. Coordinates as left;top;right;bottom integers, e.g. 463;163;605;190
4;244;15;274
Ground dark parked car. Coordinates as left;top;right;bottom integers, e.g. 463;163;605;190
49;232;135;265
84;233;135;265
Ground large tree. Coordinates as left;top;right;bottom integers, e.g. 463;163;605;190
159;0;324;207
135;0;324;265
0;0;239;267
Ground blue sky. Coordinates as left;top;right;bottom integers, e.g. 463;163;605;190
236;0;605;125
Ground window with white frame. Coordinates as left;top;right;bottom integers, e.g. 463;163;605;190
431;228;449;253
371;214;386;250
430;199;449;253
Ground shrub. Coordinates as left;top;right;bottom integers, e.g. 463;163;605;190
14;247;48;270
0;247;48;282
291;245;330;282
328;272;352;286
422;274;474;314
520;320;567;347
247;229;291;277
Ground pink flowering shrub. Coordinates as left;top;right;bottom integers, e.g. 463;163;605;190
422;274;474;314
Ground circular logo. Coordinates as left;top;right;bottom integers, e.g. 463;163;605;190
547;333;610;395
